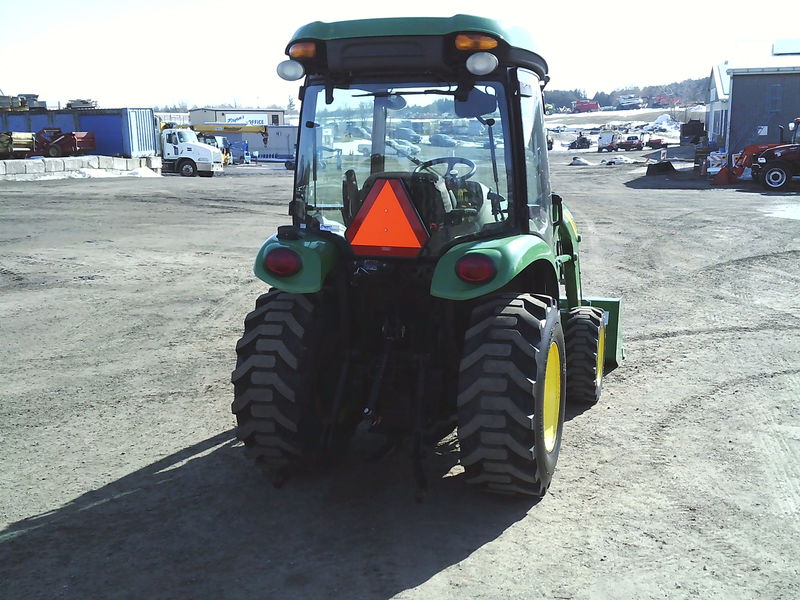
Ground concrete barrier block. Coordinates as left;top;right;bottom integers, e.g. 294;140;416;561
63;157;83;170
0;161;6;176
98;156;114;169
24;160;46;174
5;161;25;175
146;156;163;169
112;157;126;171
85;155;99;169
126;158;139;171
44;159;65;172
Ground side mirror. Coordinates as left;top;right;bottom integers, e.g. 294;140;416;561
551;193;563;227
382;95;407;111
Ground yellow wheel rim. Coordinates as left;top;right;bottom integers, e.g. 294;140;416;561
543;342;562;453
596;324;606;389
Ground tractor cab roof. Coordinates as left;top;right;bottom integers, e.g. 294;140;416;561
286;15;549;84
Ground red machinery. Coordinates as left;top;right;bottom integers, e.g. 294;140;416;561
711;117;800;185
711;143;781;185
29;128;96;158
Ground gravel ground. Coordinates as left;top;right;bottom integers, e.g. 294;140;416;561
1;160;798;599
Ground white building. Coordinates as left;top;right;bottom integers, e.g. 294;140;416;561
189;107;285;127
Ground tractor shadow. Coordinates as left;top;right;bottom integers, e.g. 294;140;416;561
1;429;537;600
624;169;800;194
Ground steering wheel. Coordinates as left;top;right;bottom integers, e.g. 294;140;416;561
413;156;476;181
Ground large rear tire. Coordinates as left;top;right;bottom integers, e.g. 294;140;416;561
231;290;325;467
564;306;606;405
457;294;566;497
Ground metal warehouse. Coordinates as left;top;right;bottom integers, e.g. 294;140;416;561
707;40;800;158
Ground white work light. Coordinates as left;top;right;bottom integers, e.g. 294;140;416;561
277;60;305;81
465;52;499;76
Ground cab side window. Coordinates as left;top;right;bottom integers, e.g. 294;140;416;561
518;69;552;239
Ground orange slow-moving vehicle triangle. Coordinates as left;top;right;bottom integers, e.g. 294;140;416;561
346;179;429;257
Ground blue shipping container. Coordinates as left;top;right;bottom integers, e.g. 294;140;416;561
0;108;158;158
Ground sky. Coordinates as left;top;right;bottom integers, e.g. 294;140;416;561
1;0;798;109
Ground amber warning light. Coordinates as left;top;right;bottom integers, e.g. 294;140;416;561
454;33;498;51
345;179;429;257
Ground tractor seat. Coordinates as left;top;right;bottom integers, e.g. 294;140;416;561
358;171;454;229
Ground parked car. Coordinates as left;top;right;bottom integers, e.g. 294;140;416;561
429;133;457;147
394;127;421;143
617;135;644;151
390;138;420;155
347;125;369;138
360;140;421;156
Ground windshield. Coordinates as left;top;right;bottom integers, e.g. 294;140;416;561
293;80;513;256
177;130;198;144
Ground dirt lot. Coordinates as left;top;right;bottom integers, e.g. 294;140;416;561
1;160;799;599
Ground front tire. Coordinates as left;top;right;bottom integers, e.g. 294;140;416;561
760;162;791;190
178;159;197;177
457;294;566;497
565;306;606;405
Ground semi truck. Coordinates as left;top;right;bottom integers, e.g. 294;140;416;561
159;127;223;177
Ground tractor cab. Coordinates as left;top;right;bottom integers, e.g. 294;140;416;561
789;118;800;144
278;16;555;259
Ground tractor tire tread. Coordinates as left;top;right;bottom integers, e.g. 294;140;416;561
457;293;554;496
564;306;605;405
231;290;317;466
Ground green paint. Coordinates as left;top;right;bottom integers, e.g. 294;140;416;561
558;205;583;308
289;15;538;53
253;233;338;294
430;234;556;301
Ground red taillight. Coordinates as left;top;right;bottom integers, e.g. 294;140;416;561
264;248;302;276
455;254;496;283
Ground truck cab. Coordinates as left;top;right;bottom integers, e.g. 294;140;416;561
617;134;643;151
160;128;223;177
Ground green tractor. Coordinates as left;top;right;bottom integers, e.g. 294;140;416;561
231;15;622;497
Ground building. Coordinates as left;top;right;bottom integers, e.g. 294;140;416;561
706;62;731;149
707;40;800;157
189;107;285;127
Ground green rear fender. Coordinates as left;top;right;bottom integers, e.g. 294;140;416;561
430;235;557;301
253;233;338;293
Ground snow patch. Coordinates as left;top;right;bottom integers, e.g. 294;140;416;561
67;167;160;179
